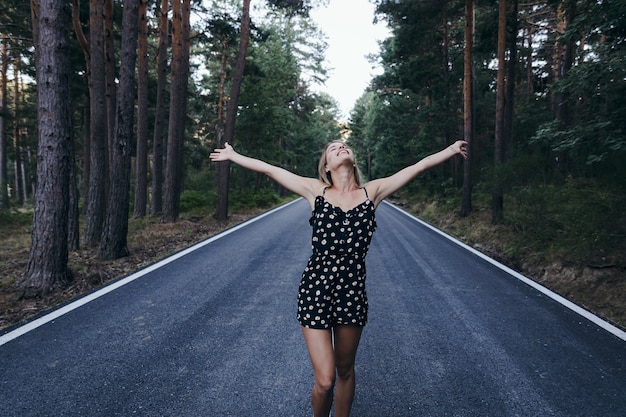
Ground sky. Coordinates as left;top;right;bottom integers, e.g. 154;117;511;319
309;1;390;121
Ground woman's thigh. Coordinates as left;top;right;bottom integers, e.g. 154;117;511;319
301;327;335;379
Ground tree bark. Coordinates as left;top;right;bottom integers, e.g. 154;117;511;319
67;137;80;251
13;55;24;205
461;0;474;218
215;0;251;221
98;0;139;260
72;0;91;215
504;0;518;158
492;0;507;222
82;93;90;214
21;0;74;296
552;0;575;123
84;0;108;246
134;0;148;218
150;0;169;215
0;34;9;210
104;0;115;176
162;0;190;222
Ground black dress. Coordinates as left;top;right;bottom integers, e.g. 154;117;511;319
297;187;377;329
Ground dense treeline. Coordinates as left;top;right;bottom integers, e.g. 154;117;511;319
351;0;625;264
0;0;625;298
1;0;336;295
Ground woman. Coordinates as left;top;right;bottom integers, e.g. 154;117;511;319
209;139;468;417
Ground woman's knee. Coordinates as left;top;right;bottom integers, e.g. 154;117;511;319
314;370;336;393
336;363;355;381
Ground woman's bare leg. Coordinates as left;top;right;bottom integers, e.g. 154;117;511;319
301;326;335;417
332;325;363;417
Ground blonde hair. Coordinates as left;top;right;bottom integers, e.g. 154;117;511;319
317;140;363;187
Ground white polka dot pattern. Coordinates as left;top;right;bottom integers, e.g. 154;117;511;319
297;189;377;329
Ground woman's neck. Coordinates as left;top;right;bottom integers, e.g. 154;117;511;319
329;167;358;193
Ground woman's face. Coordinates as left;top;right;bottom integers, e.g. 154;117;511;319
325;142;354;170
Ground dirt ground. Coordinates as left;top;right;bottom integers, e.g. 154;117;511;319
1;206;624;333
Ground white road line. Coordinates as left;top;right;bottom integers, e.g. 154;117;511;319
0;199;300;347
384;201;626;342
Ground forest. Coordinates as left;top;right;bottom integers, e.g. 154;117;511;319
0;0;625;328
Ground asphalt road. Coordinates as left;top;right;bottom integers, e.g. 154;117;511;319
1;198;625;417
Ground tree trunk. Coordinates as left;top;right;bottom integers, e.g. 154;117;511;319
461;0;474;218
13;55;23;205
492;0;507;223
20;0;73;297
134;0;148;218
72;0;91;215
552;0;575;123
104;0;115;178
0;34;9;210
162;0;190;222
82;93;90;214
67;137;80;251
215;0;251;221
504;0;518;158
84;0;108;246
551;0;576;176
150;0;169;215
98;0;139;260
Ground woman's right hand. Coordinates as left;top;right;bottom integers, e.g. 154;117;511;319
210;142;236;162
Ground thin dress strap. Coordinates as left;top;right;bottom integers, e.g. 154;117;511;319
362;187;369;199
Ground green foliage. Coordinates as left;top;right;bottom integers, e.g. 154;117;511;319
0;210;32;228
532;47;626;169
519;0;626;181
191;4;336;210
265;0;316;17
184;163;216;193
507;179;626;262
231;13;337;190
228;188;283;211
179;190;217;217
362;0;626;270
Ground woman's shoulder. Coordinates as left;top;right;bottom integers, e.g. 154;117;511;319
361;180;384;208
361;180;377;193
304;180;330;208
312;181;329;196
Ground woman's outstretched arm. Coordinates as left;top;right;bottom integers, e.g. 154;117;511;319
366;140;468;207
210;142;321;205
